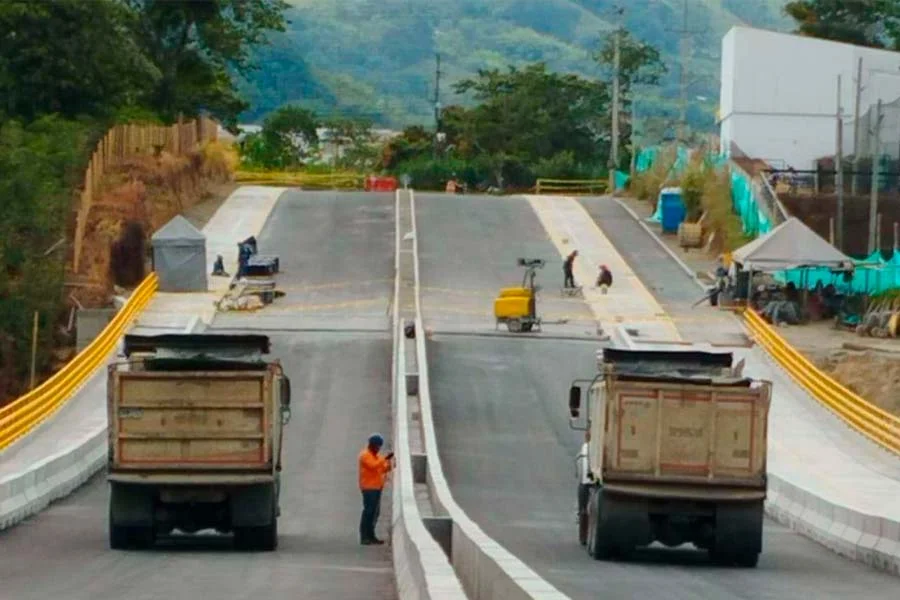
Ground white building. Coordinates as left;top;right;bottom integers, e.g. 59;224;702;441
719;26;900;170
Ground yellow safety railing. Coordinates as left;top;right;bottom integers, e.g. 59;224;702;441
235;170;365;190
535;178;608;196
744;309;900;455
0;273;159;451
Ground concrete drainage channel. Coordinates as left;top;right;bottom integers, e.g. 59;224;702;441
390;189;568;599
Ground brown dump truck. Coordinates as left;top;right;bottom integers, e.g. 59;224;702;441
569;348;771;567
107;334;291;551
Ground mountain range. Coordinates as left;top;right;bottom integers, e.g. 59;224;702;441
239;0;791;131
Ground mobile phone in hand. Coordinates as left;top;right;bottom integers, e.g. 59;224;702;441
386;451;395;460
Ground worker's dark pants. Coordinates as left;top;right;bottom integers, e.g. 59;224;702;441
564;269;575;288
360;489;382;542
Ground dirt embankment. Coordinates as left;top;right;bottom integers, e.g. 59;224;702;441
817;350;900;416
72;142;238;308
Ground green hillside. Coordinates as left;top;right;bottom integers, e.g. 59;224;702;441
239;0;790;130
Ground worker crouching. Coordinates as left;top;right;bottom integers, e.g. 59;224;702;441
596;264;613;294
358;433;394;545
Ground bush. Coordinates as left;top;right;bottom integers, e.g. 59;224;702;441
700;168;753;252
532;151;603;181
630;146;676;204
390;156;493;190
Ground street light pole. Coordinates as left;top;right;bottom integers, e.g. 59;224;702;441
609;25;621;193
835;75;844;251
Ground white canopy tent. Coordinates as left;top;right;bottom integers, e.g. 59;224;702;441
732;217;852;272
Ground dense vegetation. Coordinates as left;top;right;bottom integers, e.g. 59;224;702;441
0;0;287;402
238;0;791;130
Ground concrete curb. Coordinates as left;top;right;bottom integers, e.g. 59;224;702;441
0;429;106;530
0;185;286;533
765;473;900;575
410;190;569;599
613;194;900;577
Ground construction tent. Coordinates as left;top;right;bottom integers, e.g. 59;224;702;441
151;215;207;292
732;217;852;272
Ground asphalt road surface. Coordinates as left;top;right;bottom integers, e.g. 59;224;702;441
415;192;596;338
418;192;898;600
0;191;397;600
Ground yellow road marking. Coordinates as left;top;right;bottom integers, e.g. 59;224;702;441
227;298;387;314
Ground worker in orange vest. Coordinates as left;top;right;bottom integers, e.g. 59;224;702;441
358;433;394;545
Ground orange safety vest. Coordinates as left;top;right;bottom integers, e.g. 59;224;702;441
358;447;391;491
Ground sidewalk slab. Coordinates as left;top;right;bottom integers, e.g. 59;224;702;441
526;195;681;342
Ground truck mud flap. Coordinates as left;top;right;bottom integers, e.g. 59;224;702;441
230;483;276;527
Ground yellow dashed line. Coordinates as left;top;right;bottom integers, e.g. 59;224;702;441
235;298;387;314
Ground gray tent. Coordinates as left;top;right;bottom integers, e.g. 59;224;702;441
732;217;852;272
151;215;207;292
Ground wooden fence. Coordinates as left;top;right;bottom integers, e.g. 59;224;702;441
71;116;219;273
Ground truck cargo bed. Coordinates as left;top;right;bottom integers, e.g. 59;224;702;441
594;378;770;488
109;370;273;470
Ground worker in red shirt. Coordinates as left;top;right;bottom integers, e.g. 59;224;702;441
358;433;394;545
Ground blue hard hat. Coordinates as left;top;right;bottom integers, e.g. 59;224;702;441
368;433;384;447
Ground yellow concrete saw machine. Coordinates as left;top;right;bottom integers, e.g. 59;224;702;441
494;258;545;333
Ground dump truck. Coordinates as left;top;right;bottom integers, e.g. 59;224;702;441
569;348;771;567
107;333;292;551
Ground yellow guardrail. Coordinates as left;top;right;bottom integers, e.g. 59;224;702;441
535;178;608;195
236;170;365;189
0;273;159;451
744;309;900;455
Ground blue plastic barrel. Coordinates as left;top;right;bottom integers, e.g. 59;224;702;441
658;187;686;234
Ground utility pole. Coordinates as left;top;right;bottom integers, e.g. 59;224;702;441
609;20;622;193
868;99;884;254
667;0;706;144
433;53;441;159
852;57;864;195
835;75;845;251
630;100;638;178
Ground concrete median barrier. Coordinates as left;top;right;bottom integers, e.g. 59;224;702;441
390;190;467;599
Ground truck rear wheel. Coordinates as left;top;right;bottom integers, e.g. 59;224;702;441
710;500;763;568
231;483;278;551
234;517;277;551
108;482;155;550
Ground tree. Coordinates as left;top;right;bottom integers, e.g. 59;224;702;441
381;125;433;169
0;0;157;121
453;63;609;171
242;105;319;168
325;118;378;170
0;116;94;400
784;0;900;49
594;28;667;95
125;0;289;127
